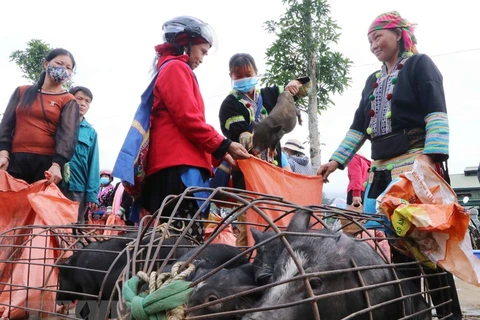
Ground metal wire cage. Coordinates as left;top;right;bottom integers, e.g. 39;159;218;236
0;186;461;319
118;187;460;320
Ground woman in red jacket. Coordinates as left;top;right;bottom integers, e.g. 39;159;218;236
141;16;250;241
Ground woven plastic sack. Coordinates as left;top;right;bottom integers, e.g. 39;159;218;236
378;159;480;286
0;171;77;318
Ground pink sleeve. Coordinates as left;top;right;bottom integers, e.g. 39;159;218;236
347;156;365;195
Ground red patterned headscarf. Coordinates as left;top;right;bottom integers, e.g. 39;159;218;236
368;11;418;53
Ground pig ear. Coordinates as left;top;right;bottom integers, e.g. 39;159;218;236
237;262;255;275
287;209;311;235
251;228;262;244
334;233;355;263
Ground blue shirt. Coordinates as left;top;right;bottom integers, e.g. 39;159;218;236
63;118;100;203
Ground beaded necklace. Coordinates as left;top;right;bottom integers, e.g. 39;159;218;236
366;51;414;138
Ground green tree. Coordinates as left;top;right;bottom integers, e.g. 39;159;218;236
9;39;74;89
10;39;52;84
263;0;352;170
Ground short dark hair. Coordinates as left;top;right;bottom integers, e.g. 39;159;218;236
228;53;258;74
69;86;93;101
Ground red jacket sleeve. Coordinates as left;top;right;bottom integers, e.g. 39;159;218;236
157;61;225;154
347;156;365;197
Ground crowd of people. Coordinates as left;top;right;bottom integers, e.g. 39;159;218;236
0;10;461;317
0;11;450;232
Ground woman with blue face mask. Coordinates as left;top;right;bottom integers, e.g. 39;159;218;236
89;169;115;221
0;48;79;186
219;53;303;190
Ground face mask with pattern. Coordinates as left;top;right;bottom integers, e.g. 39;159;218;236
47;65;71;84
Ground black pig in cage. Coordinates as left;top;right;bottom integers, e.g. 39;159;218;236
0;186;461;319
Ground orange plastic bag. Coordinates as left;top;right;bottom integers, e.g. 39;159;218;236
237;157;323;246
204;212;237;246
0;171;78;318
103;214;127;237
378;159;480;286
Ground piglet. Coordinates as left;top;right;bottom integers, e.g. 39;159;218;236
251;91;297;155
187;263;261;320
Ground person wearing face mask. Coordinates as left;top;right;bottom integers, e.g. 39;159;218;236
89;169;114;221
60;86;100;224
0;48;79;185
219;53;303;189
134;16;250;242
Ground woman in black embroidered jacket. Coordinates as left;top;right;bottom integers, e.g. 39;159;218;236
318;11;449;213
318;11;461;319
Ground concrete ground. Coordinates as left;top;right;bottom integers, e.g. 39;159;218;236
456;278;480;319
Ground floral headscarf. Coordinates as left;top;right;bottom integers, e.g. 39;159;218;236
368;11;417;53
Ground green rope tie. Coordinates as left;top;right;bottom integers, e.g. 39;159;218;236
123;261;195;320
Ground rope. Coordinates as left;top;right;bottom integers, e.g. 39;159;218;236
153;221;185;241
123;262;195;320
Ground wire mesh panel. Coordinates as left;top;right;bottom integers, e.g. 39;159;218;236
0;186;461;319
0;222;199;319
116;187;459;320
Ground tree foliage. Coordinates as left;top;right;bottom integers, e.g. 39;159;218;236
263;0;352;112
9;39;74;89
9;39;52;84
262;0;352;168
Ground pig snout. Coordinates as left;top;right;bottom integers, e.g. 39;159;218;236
187;264;260;319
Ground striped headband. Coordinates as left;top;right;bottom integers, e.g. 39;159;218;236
368;11;417;53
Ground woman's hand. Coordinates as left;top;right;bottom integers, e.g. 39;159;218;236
317;160;339;183
0;157;9;171
45;163;62;185
0;151;10;171
285;80;303;96
228;142;251;160
352;196;362;207
224;153;237;168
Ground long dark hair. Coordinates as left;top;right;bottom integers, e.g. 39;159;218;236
19;48;76;109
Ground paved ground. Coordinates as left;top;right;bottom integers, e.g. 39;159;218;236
456;278;480;318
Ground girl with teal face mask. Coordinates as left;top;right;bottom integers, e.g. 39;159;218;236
218;53;307;247
232;77;258;93
219;53;305;188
